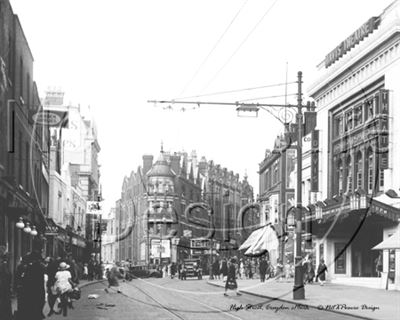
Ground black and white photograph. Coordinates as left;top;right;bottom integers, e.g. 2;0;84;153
1;0;400;319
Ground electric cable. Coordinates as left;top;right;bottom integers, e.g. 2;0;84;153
178;0;249;97
173;81;295;101
201;0;279;93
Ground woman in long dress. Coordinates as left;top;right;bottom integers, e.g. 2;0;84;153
224;259;241;296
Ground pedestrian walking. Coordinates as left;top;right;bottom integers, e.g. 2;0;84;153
375;252;383;277
88;259;95;281
220;259;228;281
212;259;220;280
259;256;268;282
0;246;12;320
170;262;177;279
20;250;46;320
224;258;241;296
105;263;122;293
284;260;291;280
275;259;284;280
83;263;88;280
54;262;75;316
247;259;253;279
316;259;328;286
239;259;245;280
46;257;61;317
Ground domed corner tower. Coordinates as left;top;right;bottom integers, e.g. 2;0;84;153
145;146;179;266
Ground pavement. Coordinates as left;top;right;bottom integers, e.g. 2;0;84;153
207;277;400;320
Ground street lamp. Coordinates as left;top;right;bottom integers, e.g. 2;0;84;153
23;222;31;234
16;217;25;229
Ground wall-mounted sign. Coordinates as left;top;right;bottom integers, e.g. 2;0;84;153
325;16;380;68
311;130;319;192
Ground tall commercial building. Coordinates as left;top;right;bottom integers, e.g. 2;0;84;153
0;0;50;284
308;1;400;290
46;90;101;261
115;147;253;273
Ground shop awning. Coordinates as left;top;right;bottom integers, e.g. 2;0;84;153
372;230;400;250
239;225;279;256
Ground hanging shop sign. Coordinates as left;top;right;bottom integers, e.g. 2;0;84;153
325;16;381;68
31;109;69;127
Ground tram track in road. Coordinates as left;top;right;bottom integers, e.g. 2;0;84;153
120;278;245;320
100;280;186;320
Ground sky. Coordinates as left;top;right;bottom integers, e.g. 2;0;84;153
9;0;395;212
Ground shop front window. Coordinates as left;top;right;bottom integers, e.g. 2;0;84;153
334;242;346;274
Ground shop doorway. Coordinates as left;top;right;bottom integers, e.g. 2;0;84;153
351;222;382;277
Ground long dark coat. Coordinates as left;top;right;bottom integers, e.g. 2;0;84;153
20;261;45;320
0;261;12;320
225;264;237;290
316;263;327;281
220;261;228;276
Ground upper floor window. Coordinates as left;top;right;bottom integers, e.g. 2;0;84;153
365;98;374;121
356;152;363;190
367;149;374;194
354;105;363;127
334;115;343;137
338;160;344;195
344;110;353;132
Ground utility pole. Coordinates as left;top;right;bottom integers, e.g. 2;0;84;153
293;71;305;299
149;71;308;300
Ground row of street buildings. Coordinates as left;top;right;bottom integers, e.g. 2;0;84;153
105;1;400;290
0;0;101;285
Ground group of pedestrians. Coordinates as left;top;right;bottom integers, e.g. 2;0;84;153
0;246;103;320
300;255;328;285
15;251;82;319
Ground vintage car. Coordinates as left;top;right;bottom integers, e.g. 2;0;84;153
181;259;202;280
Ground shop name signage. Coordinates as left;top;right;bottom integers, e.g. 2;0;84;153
325;16;380;68
311;130;319;192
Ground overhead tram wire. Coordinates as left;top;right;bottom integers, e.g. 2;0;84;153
201;0;280;93
238;93;297;103
178;0;250;97
173;81;296;102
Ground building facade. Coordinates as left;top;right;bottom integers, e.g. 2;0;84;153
308;1;400;290
258;108;317;266
115;147;254;273
46;91;101;261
